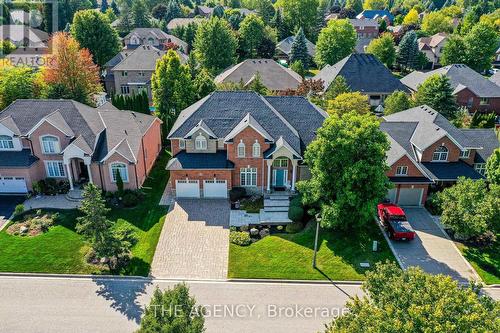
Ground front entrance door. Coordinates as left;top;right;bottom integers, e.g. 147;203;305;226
274;169;287;188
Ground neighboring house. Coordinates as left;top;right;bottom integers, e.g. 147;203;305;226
166;18;206;31
349;19;379;54
0;25;48;47
401;64;500;113
387;25;404;38
381;105;498;206
489;71;500;87
123;28;188;53
103;45;188;100
418;32;448;69
356;10;394;25
195;5;214;17
493;46;500;68
4;46;48;67
214;59;303;92
0;100;162;194
275;36;316;63
166;91;327;198
313;53;407;106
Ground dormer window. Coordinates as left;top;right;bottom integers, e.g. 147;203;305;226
252;141;260;157
432;146;448;161
195;134;207;150
0;135;14;149
179;139;185;149
459;150;470;159
238;140;245;158
41;135;60;154
396;166;408;176
147;37;155;45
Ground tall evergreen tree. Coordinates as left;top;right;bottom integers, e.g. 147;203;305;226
396;30;419;72
414;74;458;120
290;27;310;69
131;0;151;28
272;8;290;40
100;0;109;13
110;0;119;15
256;0;275;24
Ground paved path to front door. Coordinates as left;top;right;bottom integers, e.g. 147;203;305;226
389;208;480;283
151;199;230;280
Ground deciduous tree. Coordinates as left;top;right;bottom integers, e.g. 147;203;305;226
326;261;500;332
239;14;265;58
440;34;468;66
275;0;319;38
255;0;275;24
0;66;40;109
421;11;454;35
366;33;396;67
297;112;391;229
463;22;498;73
486;148;500;185
324;75;351;100
315;19;357;68
70;10;121;67
403;8;419;25
327;92;371;115
363;0;387;10
383;91;411;115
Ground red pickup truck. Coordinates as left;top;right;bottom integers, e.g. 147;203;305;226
377;203;416;241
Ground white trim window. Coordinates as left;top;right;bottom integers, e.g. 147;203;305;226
396;166;408;176
273;157;288;168
110;163;129;182
195;134;207;150
46;161;65;177
432;146;448;161
252;141;260;157
0;135;14;149
120;85;130;94
237;140;245;158
41;135;60;154
179;139;186;149
480;98;489;105
474;163;486;176
459;150;470;159
240;167;257;186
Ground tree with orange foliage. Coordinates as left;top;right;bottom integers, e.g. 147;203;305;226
42;32;102;105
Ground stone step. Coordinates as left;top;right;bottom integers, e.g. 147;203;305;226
65;190;83;202
264;206;289;212
266;195;290;200
264;199;289;207
259;210;292;224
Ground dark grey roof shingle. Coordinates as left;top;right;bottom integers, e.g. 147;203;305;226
0;149;38;167
420;161;484;181
169;151;235;169
460;128;499;163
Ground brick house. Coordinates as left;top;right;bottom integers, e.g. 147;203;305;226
349;18;379;53
0;100;162;194
381;105;498;206
356;10;394;25
418;32;448;69
122;28;188;53
401;64;500;114
166;91;327;198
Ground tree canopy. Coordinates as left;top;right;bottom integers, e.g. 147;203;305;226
396;30;420;71
414;74;458;120
486;148;500;185
275;0;319;38
297;111;391;230
327;92;371;116
383;91;412;115
0;66;41;109
315;19;357;68
366;33;396;68
290;27;310;68
238;14;266;58
421;11;454;35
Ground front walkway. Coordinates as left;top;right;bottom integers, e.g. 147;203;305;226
151;199;230;279
389;208;480;283
23;194;81;211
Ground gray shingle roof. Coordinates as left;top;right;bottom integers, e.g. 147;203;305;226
214;59;302;91
111;45;187;72
168;91;325;156
460;128;499;163
0;149;38;167
489;71;500;87
0;25;48;47
420;162;484;181
276;36;316;58
313;54;407;93
401;64;500;97
124;28;188;51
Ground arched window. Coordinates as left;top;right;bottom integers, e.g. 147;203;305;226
41;135;60;154
147;37;155;45
110;163;129;182
131;36;139;45
195;134;207;150
237;140;245;158
432;146;448;161
252;141;260;157
0;135;14;149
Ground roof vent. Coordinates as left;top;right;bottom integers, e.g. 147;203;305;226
124;130;128;135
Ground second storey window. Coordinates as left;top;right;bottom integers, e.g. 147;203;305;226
237;140;245;158
195;134;207;150
41;136;60;154
432;146;448;161
121;71;128;77
240;167;257;186
396;166;408;176
252;141;261;157
0;135;14;149
459;150;470;159
179;139;185;149
110;163;129;182
46;161;65;177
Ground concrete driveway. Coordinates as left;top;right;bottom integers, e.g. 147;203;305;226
0;195;25;230
388;208;480;283
151;199;230;280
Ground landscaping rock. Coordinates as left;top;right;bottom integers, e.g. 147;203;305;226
250;228;259;236
240;225;249;232
100;257;110;264
259;228;270;238
19;226;28;234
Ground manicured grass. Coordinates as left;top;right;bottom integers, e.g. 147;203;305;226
239;197;264;213
228;221;396;281
456;240;500;285
0;150;171;276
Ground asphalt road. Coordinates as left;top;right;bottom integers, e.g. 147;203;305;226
0;276;363;333
0;195;25;229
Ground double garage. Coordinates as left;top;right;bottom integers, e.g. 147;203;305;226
175;179;228;198
0;176;28;194
386;186;425;206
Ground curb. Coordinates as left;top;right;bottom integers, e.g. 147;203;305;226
227;278;363;285
0;272;150;281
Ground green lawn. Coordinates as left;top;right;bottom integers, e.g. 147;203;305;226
229;221;396;281
456;240;500;285
0;151;171;276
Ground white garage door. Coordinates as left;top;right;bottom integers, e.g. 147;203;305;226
397;188;423;206
386;189;397;203
0;177;28;194
203;180;228;198
175;180;200;198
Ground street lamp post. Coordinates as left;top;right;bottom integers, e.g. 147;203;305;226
312;213;321;268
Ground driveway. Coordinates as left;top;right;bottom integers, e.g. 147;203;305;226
388;208;480;283
151;199;230;279
0;195;25;230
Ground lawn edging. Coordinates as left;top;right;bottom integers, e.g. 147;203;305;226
228;278;363;285
0;212;15;232
372;216;404;269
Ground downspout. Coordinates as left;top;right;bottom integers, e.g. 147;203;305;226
134;164;139;189
141;137;147;179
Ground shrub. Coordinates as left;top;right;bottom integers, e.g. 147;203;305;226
288;205;304;222
14;204;24;216
122;192;138;207
32;180;45;195
44;178;58;195
115;170;124;195
285;221;304;233
57;180;70;193
425;192;442;215
229;187;246;202
229;231;251;246
113;223;138;247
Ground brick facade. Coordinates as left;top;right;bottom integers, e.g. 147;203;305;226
420;136;461;162
386;155;425;177
455;88;500;114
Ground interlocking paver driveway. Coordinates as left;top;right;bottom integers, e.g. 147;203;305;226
151;199;230;279
389;208;480;283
